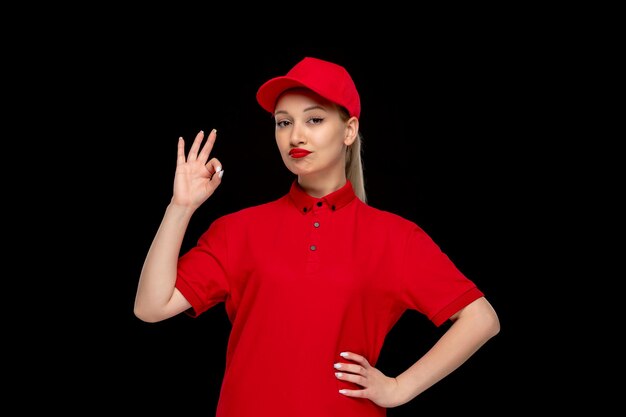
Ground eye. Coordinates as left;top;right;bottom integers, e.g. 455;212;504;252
276;119;291;128
308;117;324;125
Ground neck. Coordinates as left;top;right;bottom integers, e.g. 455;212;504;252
298;172;347;198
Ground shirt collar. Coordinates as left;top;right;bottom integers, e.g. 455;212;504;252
288;179;357;214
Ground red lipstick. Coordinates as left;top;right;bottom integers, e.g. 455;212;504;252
289;148;312;159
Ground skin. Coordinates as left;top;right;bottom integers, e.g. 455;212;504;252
272;88;357;197
134;88;501;409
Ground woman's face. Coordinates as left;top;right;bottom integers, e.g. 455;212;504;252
273;88;357;179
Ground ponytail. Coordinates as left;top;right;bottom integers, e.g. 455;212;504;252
346;132;366;203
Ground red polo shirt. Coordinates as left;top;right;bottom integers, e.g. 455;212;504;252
176;180;484;417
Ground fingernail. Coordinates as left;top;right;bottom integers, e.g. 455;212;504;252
340;352;349;358
335;372;342;378
218;170;224;179
339;389;348;394
216;166;222;172
334;363;341;369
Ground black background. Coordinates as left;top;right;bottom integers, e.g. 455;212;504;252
35;38;554;414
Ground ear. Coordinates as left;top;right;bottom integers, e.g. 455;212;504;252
343;117;359;146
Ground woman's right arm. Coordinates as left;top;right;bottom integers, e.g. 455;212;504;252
134;129;223;323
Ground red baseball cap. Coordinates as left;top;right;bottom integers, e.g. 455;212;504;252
256;57;361;118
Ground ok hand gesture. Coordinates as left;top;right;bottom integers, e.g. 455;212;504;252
172;129;223;210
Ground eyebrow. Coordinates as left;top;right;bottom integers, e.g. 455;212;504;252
274;105;327;116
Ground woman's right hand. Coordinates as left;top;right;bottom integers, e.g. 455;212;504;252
172;129;223;209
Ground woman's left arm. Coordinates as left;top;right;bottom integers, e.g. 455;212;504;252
336;296;500;408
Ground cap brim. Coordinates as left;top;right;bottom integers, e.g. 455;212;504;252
256;77;309;115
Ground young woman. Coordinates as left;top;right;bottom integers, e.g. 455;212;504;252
134;57;500;417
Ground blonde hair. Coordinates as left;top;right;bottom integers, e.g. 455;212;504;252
346;132;366;203
338;103;366;203
335;104;367;203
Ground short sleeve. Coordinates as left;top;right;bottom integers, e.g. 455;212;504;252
176;216;230;317
400;225;484;327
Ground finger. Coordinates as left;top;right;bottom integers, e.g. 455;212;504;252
206;157;223;181
198;128;217;163
211;165;224;185
177;137;186;165
335;371;367;387
339;351;370;367
187;130;205;161
334;362;365;375
338;388;367;398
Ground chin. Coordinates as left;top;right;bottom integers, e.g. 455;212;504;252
288;168;307;176
284;162;308;176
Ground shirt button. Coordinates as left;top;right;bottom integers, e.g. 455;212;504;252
310;245;317;251
316;201;323;207
313;222;320;228
303;207;308;213
331;205;336;211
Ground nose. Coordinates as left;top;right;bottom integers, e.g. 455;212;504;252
289;121;307;146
